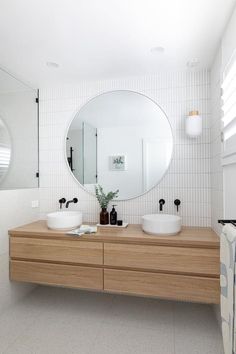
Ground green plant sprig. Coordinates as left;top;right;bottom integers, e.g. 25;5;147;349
95;185;119;209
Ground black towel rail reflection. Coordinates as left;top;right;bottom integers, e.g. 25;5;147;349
218;220;236;227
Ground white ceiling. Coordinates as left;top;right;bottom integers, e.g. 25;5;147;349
0;0;235;88
0;68;32;93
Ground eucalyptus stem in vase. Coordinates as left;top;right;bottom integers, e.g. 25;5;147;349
95;185;119;225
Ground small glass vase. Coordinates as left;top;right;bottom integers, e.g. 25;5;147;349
100;208;109;225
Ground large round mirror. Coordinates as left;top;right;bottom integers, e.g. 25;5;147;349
0;118;11;184
66;90;173;200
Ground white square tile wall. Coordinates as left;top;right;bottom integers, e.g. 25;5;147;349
210;49;224;235
39;70;211;227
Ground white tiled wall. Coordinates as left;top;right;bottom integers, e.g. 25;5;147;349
210;49;224;235
0;188;39;313
39;70;211;227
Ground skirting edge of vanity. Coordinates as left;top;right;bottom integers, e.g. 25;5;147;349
9;221;220;304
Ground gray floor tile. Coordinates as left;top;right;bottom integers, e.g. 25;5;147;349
4;311;100;354
0;286;224;354
174;301;223;354
90;321;175;354
0;295;42;353
104;294;174;330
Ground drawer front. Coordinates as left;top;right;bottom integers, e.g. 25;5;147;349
10;260;103;290
10;237;103;265
104;243;219;276
104;269;220;304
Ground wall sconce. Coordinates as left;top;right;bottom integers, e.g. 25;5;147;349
185;110;202;138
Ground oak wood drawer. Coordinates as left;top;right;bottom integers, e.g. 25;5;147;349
10;260;103;290
104;269;220;304
104;243;219;277
10;237;103;265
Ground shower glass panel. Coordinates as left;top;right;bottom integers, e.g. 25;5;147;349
0;67;38;190
83;122;97;185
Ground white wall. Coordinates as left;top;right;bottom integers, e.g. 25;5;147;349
97;126;143;199
0;188;39;313
39;70;211;226
97;125;172;199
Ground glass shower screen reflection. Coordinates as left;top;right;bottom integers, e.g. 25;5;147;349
66;121;97;186
83;122;97;185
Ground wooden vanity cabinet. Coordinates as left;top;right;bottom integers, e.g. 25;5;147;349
9;221;220;304
103;243;219;276
103;269;219;303
10;237;103;265
103;242;220;303
11;260;103;290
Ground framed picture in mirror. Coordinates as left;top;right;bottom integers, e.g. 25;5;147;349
110;155;126;171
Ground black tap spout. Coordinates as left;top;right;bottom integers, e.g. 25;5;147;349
66;197;78;208
159;199;165;211
59;198;66;209
174;199;181;212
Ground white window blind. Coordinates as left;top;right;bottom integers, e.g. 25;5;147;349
222;50;236;165
0;144;11;180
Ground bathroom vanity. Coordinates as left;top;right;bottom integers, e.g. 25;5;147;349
9;221;220;304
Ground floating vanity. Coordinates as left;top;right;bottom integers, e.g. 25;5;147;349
9;221;220;304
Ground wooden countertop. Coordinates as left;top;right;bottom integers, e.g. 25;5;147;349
9;220;220;249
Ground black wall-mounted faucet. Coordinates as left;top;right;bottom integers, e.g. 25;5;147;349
66;197;78;208
159;199;165;211
59;198;66;209
174;199;181;212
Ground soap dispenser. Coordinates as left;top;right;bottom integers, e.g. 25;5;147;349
110;205;117;225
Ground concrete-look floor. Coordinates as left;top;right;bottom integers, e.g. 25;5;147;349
0;286;223;354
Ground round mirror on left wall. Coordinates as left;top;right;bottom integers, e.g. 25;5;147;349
65;90;173;200
0;118;11;184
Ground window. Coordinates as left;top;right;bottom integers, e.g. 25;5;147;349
0;144;11;180
222;50;236;165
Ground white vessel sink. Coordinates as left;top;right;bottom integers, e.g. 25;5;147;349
47;211;82;230
142;214;181;235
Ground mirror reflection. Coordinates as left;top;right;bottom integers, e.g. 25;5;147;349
0;118;11;183
0;67;39;190
66;90;173;200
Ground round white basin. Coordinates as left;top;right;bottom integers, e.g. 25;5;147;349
142;214;181;235
47;211;82;230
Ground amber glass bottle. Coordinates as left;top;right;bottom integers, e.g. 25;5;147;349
100;208;109;224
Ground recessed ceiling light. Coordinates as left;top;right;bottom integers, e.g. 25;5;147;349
187;58;200;68
150;46;165;54
46;61;59;68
